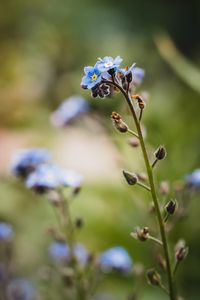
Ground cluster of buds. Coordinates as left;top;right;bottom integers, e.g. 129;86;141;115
111;112;129;133
91;83;110;98
131;227;149;242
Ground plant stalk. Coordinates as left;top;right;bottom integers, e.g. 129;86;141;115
103;79;176;300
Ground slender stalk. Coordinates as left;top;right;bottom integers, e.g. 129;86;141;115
103;79;176;300
128;129;139;138
148;235;163;246
137;181;151;192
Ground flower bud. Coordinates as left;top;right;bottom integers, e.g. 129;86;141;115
156;254;166;271
111;112;129;133
131;227;149;242
146;269;161;286
127;137;140;148
75;217;84;229
175;240;188;262
154;146;166;160
123;170;138;185
165;199;177;215
125;71;132;83
159;181;169;195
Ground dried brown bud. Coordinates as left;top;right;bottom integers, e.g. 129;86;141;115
111;112;129;133
146;269;161;286
175;240;188;262
165;199;177;215
154;145;167;160
131;227;149;242
123;170;138;185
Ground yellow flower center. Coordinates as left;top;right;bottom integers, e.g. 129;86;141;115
91;74;97;81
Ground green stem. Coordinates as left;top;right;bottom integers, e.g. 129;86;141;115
148;235;163;246
128;129;139;138
103;80;176;300
137;181;151;192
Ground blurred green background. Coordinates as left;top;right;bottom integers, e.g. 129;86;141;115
0;0;200;299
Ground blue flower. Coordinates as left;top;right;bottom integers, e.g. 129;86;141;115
97;56;122;73
81;65;102;89
0;223;13;241
186;169;200;188
6;279;36;300
99;246;133;274
50;96;89;127
49;241;88;265
26;164;83;193
26;164;60;193
11;148;50;178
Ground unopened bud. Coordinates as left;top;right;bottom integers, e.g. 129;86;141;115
159;181;169;195
75;217;84;229
157;254;166;271
136;172;148;182
111;112;129;133
127;137;140;148
175;240;188;262
123;170;138;185
125;71;132;83
131;227;149;242
146;269;161;286
165;199;177;215
154;146;166;160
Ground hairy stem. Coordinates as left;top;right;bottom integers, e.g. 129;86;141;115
103;79;176;300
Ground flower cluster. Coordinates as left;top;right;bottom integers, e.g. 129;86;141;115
11;148;82;193
81;56;144;98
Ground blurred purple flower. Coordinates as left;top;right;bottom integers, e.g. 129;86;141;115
186;169;200;188
99;246;133;274
26;164;83;193
0;223;13;241
119;64;145;86
6;279;36;300
10;148;50;178
50;96;89;127
49;241;88;265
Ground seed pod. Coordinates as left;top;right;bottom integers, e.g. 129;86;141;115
165;199;177;215
146;269;161;286
111;112;129;133
154;146;167;160
122;170;138;185
175;240;188;262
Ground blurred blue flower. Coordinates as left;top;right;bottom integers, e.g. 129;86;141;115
99;246;133;274
26;164;83;193
49;241;88;265
11;148;50;178
81;65;102;89
186;169;200;188
97;56;122;73
6;279;36;300
132;67;145;86
0;223;13;241
26;164;60;193
50;96;89;127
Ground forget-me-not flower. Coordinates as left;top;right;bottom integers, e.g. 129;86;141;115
50;96;89;127
49;241;88;265
0;223;13;241
186;169;200;188
81;64;102;89
26;164;83;193
11;148;50;178
6;279;36;300
97;56;122;73
99;246;133;274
